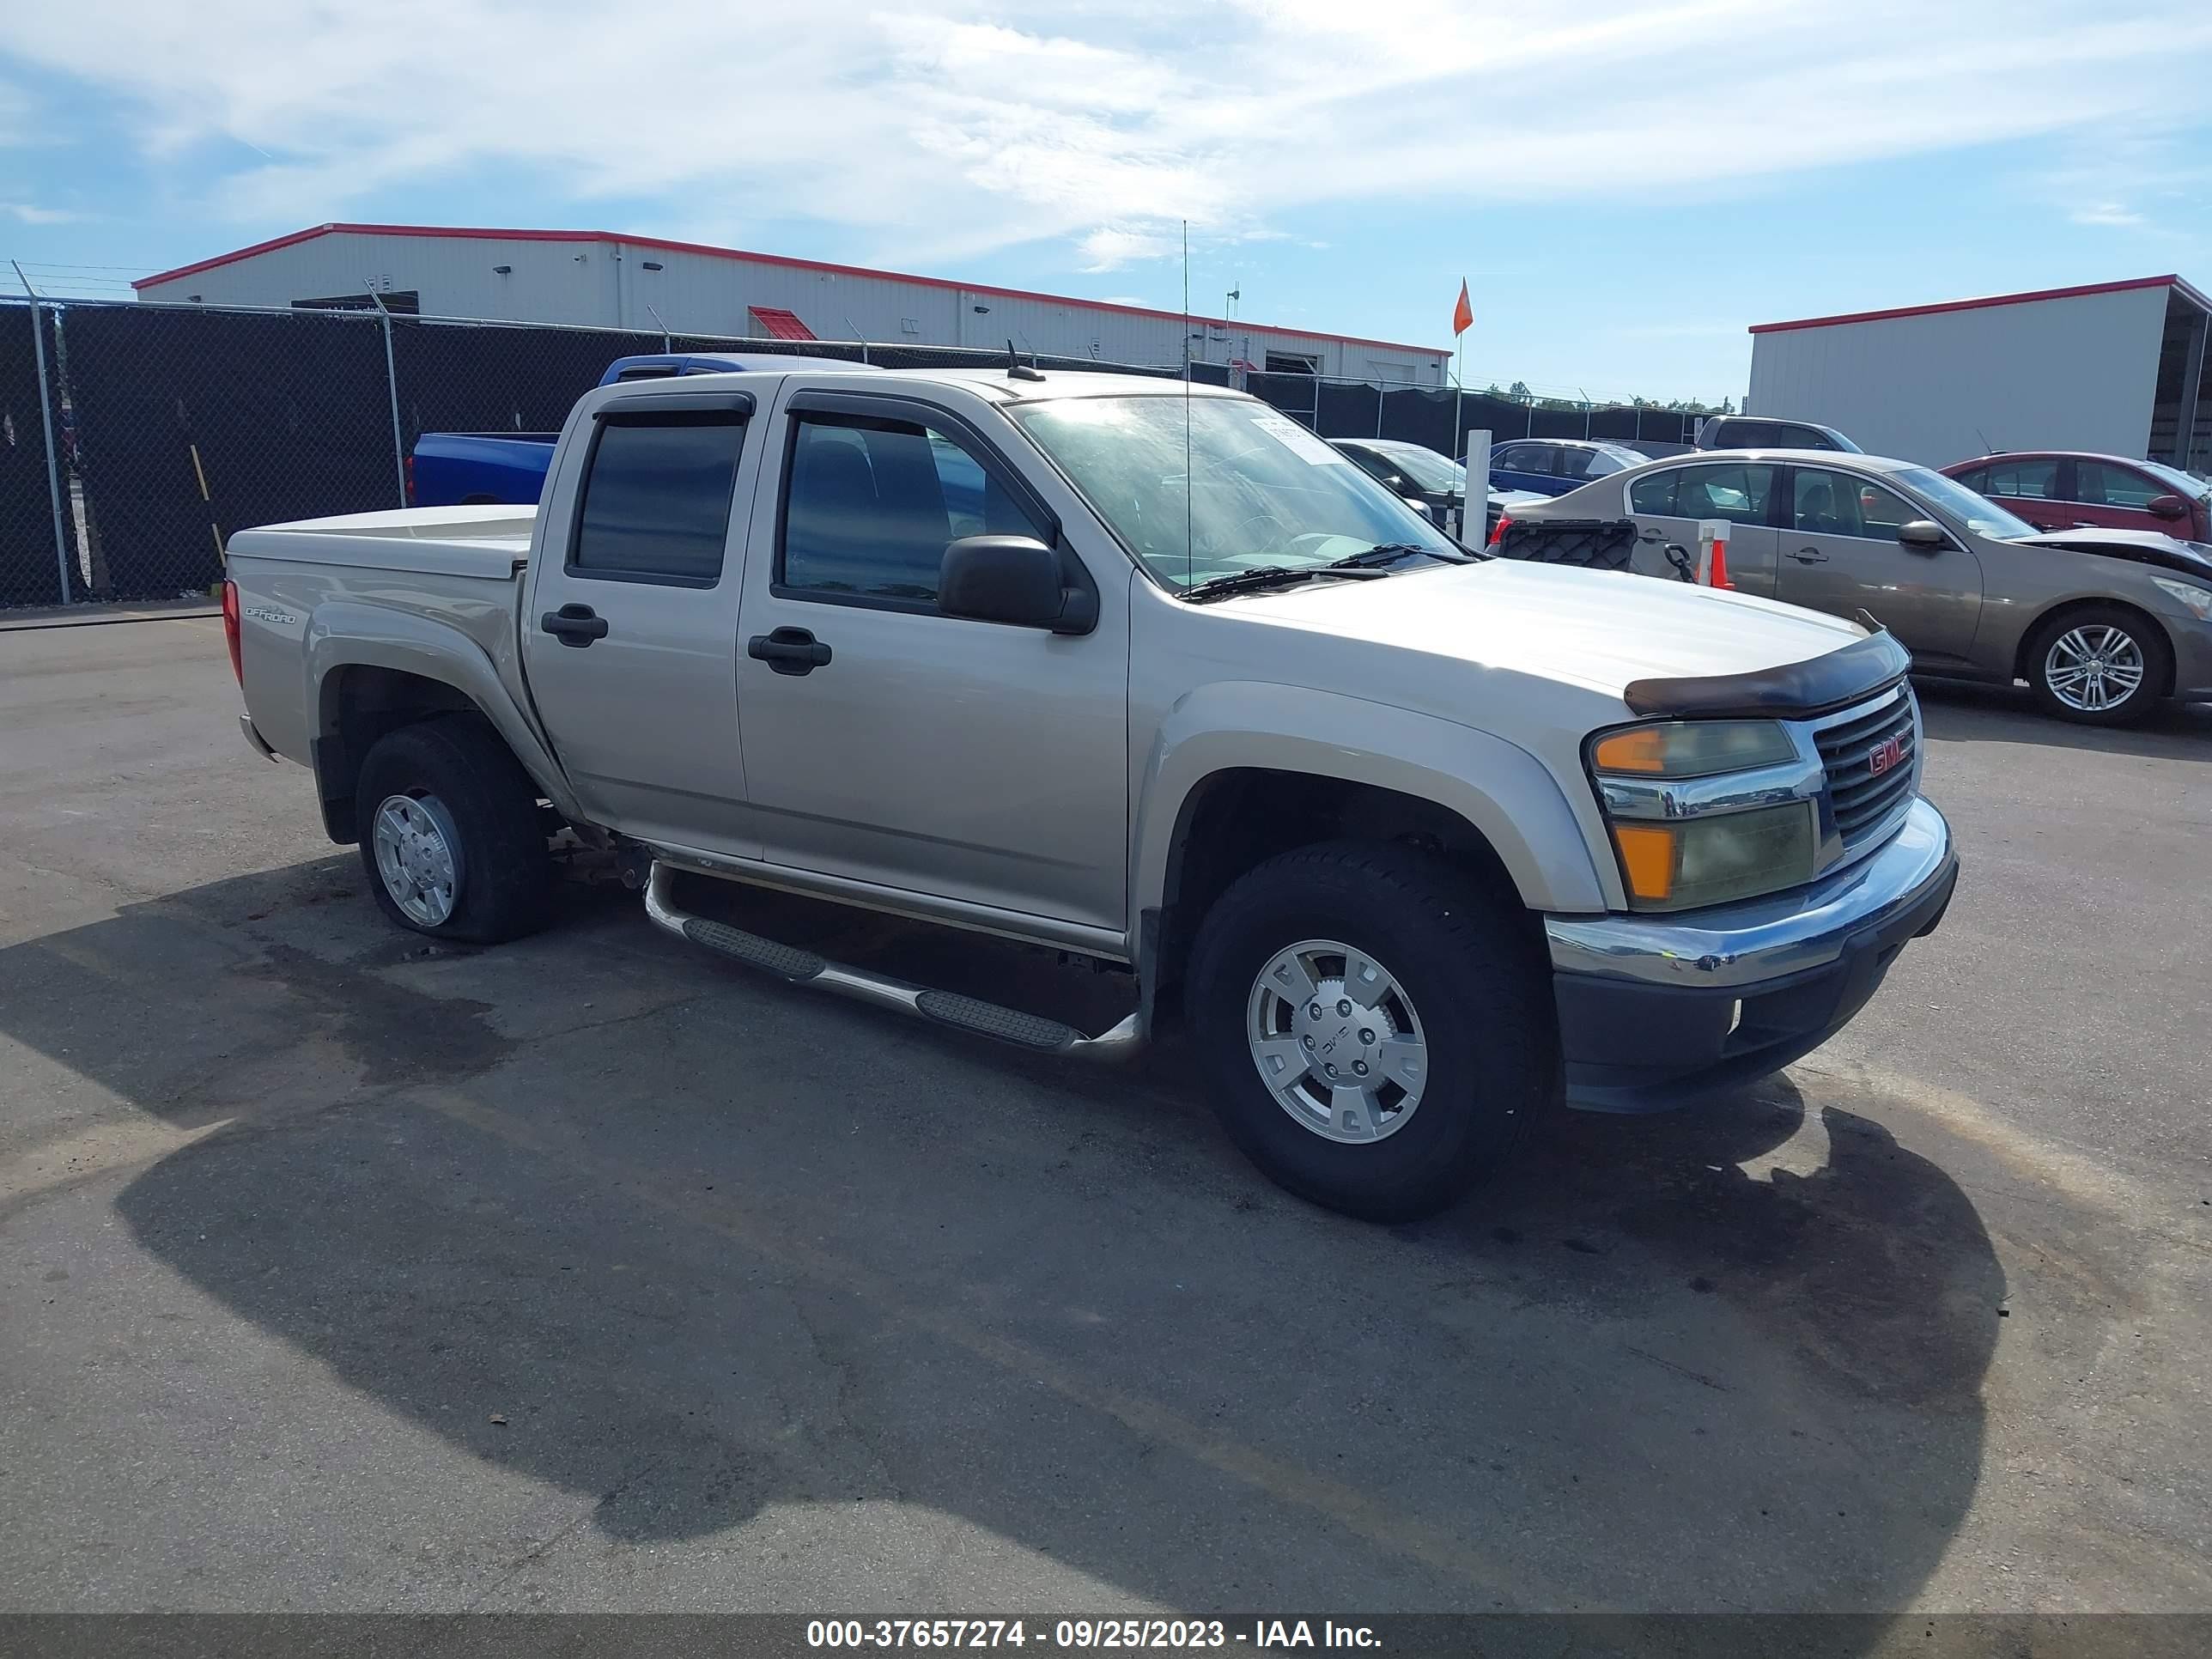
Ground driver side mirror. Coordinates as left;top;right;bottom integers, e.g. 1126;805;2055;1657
2148;493;2190;521
939;535;1097;635
1897;520;1948;551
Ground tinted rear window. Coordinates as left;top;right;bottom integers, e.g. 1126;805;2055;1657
572;414;747;583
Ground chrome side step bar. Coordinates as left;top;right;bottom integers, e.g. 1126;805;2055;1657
642;862;1146;1062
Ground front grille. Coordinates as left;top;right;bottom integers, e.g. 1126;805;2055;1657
1816;689;1917;851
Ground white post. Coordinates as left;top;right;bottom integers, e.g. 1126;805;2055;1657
12;262;71;603
1697;519;1729;585
1465;428;1492;545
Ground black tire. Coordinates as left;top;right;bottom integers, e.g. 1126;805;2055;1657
2025;604;2170;726
1183;841;1552;1222
353;715;554;944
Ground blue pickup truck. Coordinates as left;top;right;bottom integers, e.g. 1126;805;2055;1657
409;352;854;507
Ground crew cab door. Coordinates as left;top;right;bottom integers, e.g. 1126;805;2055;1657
1773;465;1984;666
520;387;762;855
732;384;1129;933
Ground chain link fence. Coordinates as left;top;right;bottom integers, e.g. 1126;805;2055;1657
1237;368;1701;455
0;295;1692;610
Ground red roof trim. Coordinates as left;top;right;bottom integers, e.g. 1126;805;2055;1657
135;222;1450;356
1749;274;2210;335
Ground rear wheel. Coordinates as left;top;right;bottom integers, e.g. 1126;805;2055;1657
354;716;553;944
2027;605;2168;726
1184;841;1551;1221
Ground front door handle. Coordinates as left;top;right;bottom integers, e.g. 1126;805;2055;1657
1790;547;1830;564
748;625;833;676
540;603;608;647
1637;528;1666;544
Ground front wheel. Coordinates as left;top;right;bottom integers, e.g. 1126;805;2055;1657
354;716;554;944
2027;606;2169;726
1184;842;1552;1221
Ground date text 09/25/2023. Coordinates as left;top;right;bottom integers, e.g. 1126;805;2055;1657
805;1619;1380;1650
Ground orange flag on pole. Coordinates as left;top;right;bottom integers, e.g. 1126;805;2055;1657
1451;279;1473;337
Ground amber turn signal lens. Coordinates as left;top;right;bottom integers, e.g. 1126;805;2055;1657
1591;728;1669;774
1611;823;1679;902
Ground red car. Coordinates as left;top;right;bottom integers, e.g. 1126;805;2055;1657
1942;451;2211;542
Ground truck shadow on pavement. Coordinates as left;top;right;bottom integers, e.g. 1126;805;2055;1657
9;856;2002;1613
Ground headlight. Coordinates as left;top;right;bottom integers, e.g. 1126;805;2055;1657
1589;719;1821;911
1608;801;1820;911
1590;720;1796;777
2151;575;2212;622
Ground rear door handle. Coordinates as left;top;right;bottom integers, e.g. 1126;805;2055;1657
747;625;833;676
1790;547;1829;563
540;603;608;647
1636;528;1666;544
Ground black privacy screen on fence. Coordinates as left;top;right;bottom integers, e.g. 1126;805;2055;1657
0;303;79;607
0;295;1698;610
63;304;398;601
1232;372;1696;457
391;319;651;452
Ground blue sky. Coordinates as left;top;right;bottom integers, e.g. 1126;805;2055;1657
4;0;2210;406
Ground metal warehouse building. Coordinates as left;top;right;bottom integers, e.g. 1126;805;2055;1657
1746;274;2211;473
133;222;1450;384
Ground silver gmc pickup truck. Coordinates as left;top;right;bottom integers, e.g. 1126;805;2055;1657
223;365;1959;1220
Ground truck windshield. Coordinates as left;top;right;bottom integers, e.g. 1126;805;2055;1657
1011;394;1461;591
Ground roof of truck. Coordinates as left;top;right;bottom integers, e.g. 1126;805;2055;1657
595;364;1249;405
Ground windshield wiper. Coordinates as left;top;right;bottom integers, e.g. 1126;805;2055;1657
1179;564;1386;603
1325;541;1470;570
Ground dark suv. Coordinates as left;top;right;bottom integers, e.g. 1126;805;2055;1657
1696;416;1859;453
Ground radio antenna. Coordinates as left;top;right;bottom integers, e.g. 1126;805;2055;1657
1182;219;1193;592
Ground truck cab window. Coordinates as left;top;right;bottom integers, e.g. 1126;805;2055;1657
570;414;747;584
781;414;1045;604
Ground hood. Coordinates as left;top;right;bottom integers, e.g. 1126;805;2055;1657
2009;527;2212;581
1233;557;1869;707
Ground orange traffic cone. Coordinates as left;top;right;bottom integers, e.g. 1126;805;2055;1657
1708;538;1735;590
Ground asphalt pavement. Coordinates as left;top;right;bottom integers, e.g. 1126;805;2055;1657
1;617;2208;1619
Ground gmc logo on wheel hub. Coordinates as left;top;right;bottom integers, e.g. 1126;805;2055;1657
1869;735;1905;776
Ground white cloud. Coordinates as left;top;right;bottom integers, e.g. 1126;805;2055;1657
3;0;2210;277
1078;227;1183;272
1;200;82;222
2070;202;2147;228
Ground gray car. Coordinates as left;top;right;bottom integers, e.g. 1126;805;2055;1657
1508;448;2212;725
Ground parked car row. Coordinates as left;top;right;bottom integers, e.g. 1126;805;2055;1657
1498;447;2212;726
1327;438;1540;543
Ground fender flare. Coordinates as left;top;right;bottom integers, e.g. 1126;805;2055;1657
1130;681;1613;920
305;602;586;824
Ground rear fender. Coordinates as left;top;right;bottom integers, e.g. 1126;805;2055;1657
307;602;585;825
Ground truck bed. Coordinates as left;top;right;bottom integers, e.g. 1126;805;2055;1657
228;505;538;580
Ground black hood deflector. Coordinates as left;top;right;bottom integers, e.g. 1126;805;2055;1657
1623;629;1911;720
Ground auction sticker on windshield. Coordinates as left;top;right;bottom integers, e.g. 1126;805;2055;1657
1249;413;1348;465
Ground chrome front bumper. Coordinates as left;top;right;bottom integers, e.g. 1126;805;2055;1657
1543;798;1958;1111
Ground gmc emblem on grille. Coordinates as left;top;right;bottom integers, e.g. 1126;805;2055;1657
1869;735;1905;776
